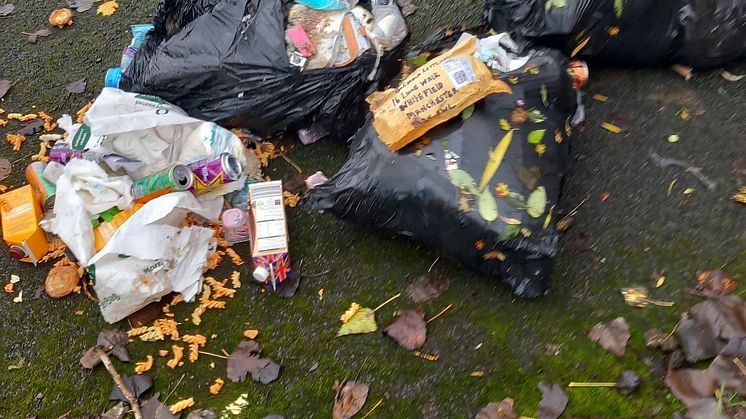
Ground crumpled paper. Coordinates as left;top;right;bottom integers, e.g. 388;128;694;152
41;158;133;264
90;192;222;323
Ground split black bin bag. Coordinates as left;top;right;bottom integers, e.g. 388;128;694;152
122;0;400;140
484;0;746;68
307;49;576;297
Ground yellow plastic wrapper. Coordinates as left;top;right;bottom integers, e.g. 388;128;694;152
368;36;511;151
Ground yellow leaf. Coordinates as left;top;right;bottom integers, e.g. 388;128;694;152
243;329;259;339
470;371;484;377
535;143;547;157
601;122;622;134
340;303;361;324
97;0;119;16
655;276;666;288
499;119;511;131
571;36;591;58
479;130;514;192
607;26;620;36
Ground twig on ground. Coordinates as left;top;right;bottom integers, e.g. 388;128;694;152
95;349;143;419
428;257;439;273
427;304;453;324
373;293;401;312
164;373;186;404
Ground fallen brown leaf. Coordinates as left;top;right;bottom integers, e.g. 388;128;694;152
97;330;130;362
384;308;427;350
707;337;746;396
406;272;450;303
0;158;11;181
140;392;178;419
0;4;15;16
475;398;517;419
333;380;369;419
665;369;717;409
66;79;86;94
537;381;568;419
588;317;630;357
644;329;678;352
676;296;746;362
616;370;641;395
226;340;280;384
27;28;53;43
66;0;94;12
0;80;11;99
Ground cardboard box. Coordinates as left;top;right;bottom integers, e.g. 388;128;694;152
249;181;290;289
0;185;49;264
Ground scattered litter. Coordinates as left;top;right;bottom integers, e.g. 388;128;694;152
49;9;73;28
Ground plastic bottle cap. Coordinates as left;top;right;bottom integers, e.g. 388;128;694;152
253;266;269;282
9;245;27;260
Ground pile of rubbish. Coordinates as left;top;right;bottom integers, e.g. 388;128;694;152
1;88;296;323
484;0;746;67
116;0;409;143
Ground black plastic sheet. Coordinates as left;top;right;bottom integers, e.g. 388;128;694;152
307;49;576;297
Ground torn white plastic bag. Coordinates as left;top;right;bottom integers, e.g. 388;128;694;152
41;159;134;265
58;88;252;181
90;192;222;323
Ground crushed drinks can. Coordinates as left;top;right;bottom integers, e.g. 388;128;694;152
187;153;242;195
49;142;86;165
567;60;589;90
131;164;194;203
25;162;57;211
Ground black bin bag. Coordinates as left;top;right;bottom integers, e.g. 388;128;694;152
121;0;404;140
306;49;576;298
484;0;746;68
